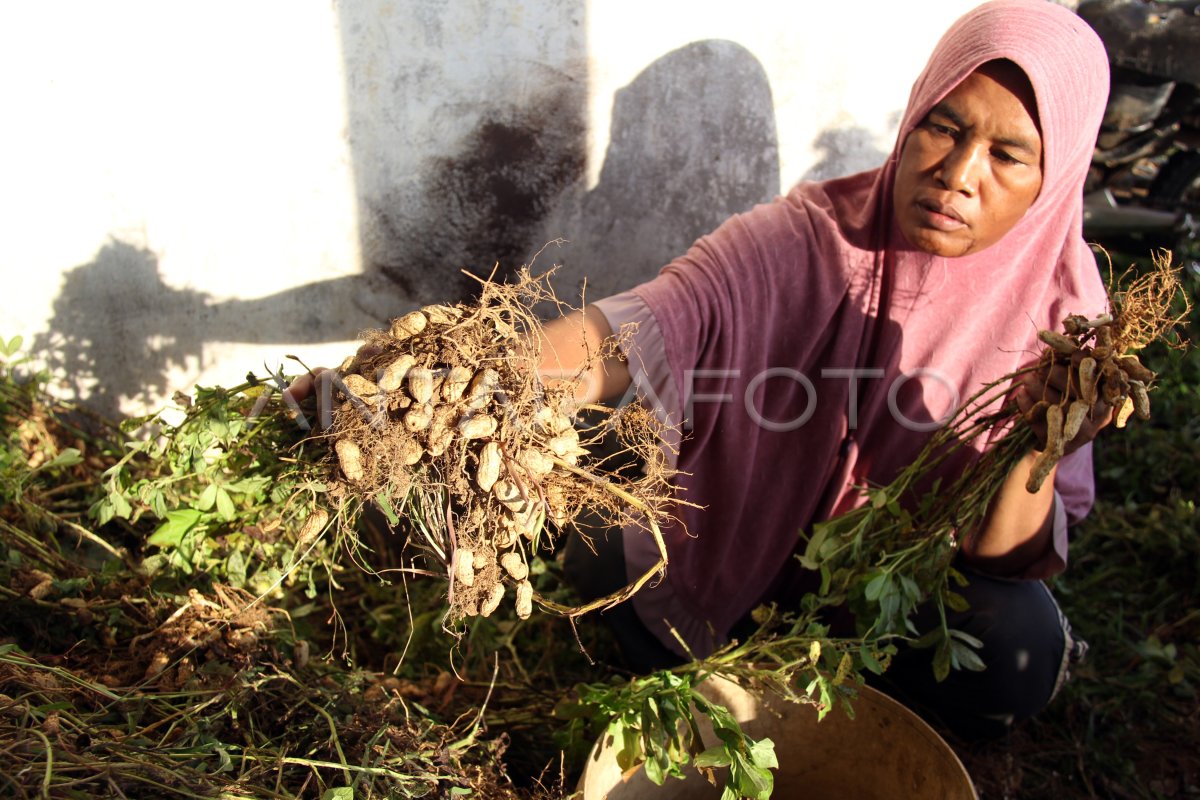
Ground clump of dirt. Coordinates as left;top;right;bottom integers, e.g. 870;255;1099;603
326;268;676;623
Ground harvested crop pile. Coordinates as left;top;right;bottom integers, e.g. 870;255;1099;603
323;269;676;623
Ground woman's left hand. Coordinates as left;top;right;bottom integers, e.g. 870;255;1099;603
1014;353;1114;456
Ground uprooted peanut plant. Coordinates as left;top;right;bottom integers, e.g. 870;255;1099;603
324;268;676;624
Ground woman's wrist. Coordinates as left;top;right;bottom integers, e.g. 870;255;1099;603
961;449;1056;576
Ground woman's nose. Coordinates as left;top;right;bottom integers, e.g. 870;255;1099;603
937;144;983;197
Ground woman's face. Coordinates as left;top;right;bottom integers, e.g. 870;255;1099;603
893;62;1043;257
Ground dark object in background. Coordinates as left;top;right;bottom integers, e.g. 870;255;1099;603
1078;0;1200;250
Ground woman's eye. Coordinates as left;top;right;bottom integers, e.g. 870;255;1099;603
993;150;1022;165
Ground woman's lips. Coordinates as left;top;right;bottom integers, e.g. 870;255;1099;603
915;199;967;232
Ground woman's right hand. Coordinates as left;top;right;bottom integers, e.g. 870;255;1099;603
282;368;327;407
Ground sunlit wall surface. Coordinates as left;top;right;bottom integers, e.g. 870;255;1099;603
0;0;977;417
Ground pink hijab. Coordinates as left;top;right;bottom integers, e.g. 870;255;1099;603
630;0;1112;644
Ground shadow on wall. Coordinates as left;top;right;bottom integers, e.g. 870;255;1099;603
541;39;780;304
801;125;891;184
338;0;589;304
32;239;209;422
31;238;411;419
362;90;587;302
33;11;889;417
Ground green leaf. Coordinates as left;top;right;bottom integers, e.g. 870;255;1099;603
93;499;115;527
950;638;987;673
694;745;733;769
148;509;203;548
859;643;883;675
149;489;169;519
864;572;889;602
933;639;952;682
735;751;775;799
376;491;400;527
798;526;828;570
42;448;83;470
948;629;984;649
215;487;236;521
140;553;167;576
197;483;218;511
321;789;354;800
944;590;970;613
748;737;778;770
2;335;23;357
643;749;666;785
110;491;133;521
226;548;247;588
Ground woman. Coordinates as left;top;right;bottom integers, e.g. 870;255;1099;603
542;0;1112;739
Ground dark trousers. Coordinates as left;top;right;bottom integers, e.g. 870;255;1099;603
562;527;1083;741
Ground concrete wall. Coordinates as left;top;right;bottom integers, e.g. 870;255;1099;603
1;0;979;419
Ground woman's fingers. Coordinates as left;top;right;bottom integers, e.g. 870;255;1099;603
283;368;326;406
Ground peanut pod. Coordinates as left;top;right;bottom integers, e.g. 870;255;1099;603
475;442;502;492
534;405;573;436
453;548;475;588
427;405;458;456
1038;329;1079;355
1129;380;1150;420
1062;314;1089;335
1077;357;1098;407
516;447;555;477
500;551;528;581
1044;403;1065;458
407;368;436;405
514;580;533;619
390;311;428;339
1115;396;1136;428
479;583;505;617
1101;360;1128;406
459;414;498;440
1063;400;1090;443
297;508;329;547
511;504;543;541
493;522;518;550
422;304;463;325
1024;399;1050;426
404;403;434;432
1026;403;1064;493
341;374;381;404
336;439;365;483
492;479;527;513
466;368;500;411
398;438;423;466
545;484;571;527
441;366;473;403
1117;355;1155;383
547;428;585;457
378;354;417;392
